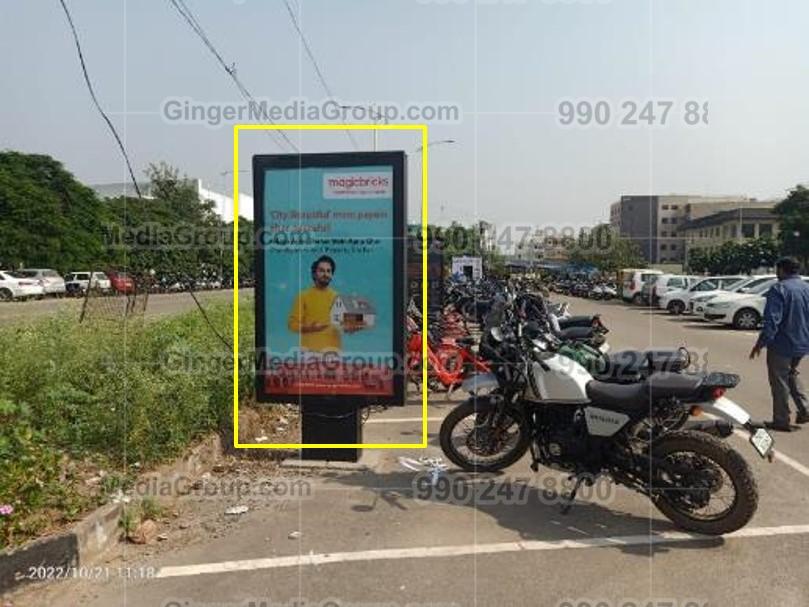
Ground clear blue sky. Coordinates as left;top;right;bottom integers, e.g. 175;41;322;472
2;0;808;226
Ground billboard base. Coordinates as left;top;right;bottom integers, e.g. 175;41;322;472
300;400;362;462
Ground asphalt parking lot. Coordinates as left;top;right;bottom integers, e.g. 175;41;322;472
15;295;809;607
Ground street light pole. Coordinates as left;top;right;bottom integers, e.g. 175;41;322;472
412;139;456;154
409;139;457;226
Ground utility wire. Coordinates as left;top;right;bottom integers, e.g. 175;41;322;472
58;0;143;198
59;0;235;354
168;0;299;153
187;285;233;352
281;0;359;151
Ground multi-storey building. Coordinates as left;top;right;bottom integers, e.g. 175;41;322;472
609;195;775;264
680;207;780;266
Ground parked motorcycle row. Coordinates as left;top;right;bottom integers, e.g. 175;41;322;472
549;278;618;300
408;278;775;536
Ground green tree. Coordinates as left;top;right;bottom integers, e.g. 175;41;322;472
740;237;780;272
412;221;504;276
222;216;255;286
0;151;113;272
687;248;709;273
568;224;646;275
774;185;809;270
105;163;228;283
687;238;780;275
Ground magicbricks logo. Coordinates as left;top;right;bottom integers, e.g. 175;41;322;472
323;172;392;199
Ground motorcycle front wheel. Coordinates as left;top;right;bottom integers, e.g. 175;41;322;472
650;430;758;535
439;396;531;472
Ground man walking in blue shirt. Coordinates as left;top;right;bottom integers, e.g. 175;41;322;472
749;257;809;432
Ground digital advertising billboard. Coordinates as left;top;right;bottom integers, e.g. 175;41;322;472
407;233;444;314
254;152;406;406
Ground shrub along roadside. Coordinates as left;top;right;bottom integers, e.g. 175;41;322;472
0;301;253;550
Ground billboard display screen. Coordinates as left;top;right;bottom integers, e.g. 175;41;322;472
407;235;443;313
254;152;406;405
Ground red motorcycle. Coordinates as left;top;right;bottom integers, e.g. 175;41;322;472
406;315;490;394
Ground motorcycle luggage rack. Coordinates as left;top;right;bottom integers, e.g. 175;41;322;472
702;371;740;389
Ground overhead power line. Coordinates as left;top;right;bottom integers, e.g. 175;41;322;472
59;0;234;352
168;0;299;153
58;0;143;198
281;0;359;151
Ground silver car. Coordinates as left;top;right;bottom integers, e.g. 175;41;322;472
17;268;66;296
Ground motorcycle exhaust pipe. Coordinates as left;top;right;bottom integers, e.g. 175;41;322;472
684;418;733;438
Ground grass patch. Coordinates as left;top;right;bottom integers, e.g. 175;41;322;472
0;300;254;550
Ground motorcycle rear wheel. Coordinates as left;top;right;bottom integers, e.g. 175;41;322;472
651;430;758;535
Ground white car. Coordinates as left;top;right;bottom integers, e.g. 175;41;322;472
690;275;775;317
0;270;46;301
658;275;746;315
703;277;809;329
64;271;112;296
642;274;700;306
17;268;66;296
621;268;663;304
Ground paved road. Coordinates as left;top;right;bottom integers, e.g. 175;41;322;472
14;296;809;607
0;289;253;327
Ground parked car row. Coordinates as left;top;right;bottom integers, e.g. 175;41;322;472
0;268;250;302
623;270;807;330
658;275;748;315
700;276;809;329
0;269;140;301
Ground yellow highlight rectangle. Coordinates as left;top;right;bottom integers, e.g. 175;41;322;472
232;123;429;449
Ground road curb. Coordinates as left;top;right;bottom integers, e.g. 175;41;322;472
0;434;224;595
280;450;382;473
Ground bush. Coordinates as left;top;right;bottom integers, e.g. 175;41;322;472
0;300;254;549
0;399;82;548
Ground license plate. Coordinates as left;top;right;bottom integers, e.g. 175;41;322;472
750;428;774;458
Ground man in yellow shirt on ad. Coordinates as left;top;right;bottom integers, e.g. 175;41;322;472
287;255;343;352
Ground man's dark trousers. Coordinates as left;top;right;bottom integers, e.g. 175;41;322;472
767;349;809;425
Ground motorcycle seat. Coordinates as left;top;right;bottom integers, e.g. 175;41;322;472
558;315;596;329
643;349;689;372
598;349;689;381
455;336;476;347
585;372;704;411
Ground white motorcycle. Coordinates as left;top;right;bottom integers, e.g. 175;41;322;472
439;320;774;536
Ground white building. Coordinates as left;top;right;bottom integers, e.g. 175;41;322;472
90;178;253;221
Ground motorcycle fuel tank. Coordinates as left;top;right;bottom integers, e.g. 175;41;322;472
524;353;592;404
